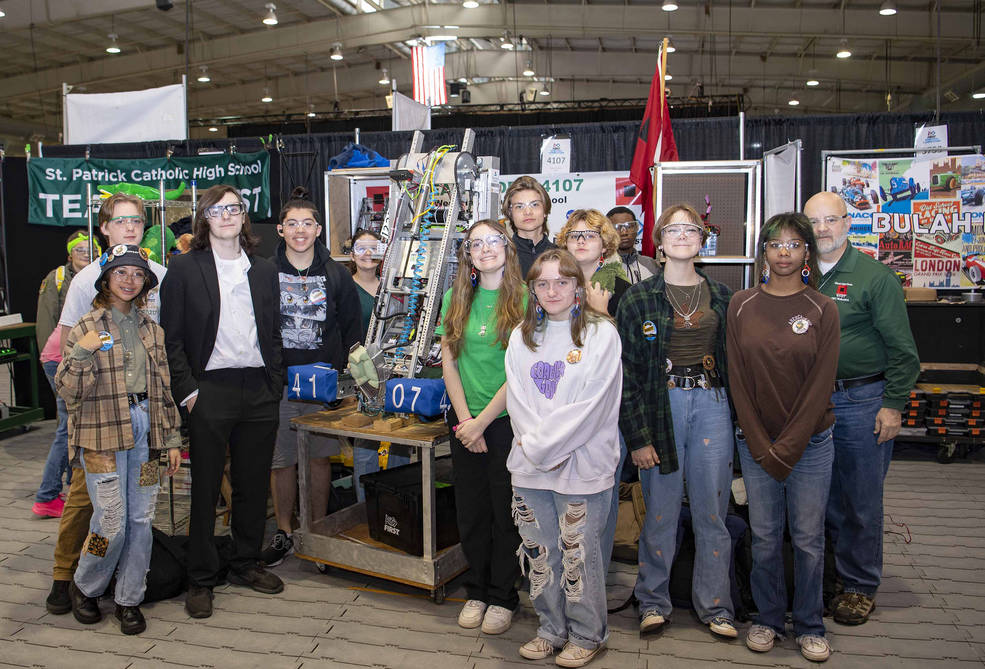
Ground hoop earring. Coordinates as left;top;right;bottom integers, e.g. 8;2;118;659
761;262;771;284
470;266;478;287
801;261;811;284
571;294;581;318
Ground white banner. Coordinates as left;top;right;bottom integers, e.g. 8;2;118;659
764;142;799;220
64;82;187;144
392;91;431;131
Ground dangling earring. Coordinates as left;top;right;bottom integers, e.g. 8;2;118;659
571;293;581;318
597;254;604;271
761;262;771;284
469;266;478;287
535;303;545;323
801;261;811;284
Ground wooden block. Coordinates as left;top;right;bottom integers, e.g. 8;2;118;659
339;412;374;427
373;415;414;431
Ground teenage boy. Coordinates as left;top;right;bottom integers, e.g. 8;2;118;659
45;193;167;617
160;185;283;619
608;206;660;284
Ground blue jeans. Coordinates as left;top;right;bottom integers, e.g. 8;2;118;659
352;439;411;503
826;380;893;597
74;401;159;606
512;486;612;651
634;387;734;623
738;426;834;637
600;431;628;577
36;360;72;502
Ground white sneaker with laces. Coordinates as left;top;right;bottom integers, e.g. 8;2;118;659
457;600;487;629
745;624;776;652
639;611;667;634
797;634;831;662
708;616;738;638
480;605;513;634
519;636;556;660
555;642;603;668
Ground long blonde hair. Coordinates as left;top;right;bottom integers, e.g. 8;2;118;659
443;219;526;358
520;249;609;351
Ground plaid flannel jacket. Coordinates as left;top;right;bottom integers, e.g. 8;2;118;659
56;306;180;456
616;269;734;474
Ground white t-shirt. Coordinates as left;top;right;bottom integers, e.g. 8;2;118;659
818;259;837;275
205;248;264;370
58;257;167;327
505;316;623;495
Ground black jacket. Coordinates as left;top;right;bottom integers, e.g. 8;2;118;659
160;248;283;404
513;233;557;279
271;240;362;375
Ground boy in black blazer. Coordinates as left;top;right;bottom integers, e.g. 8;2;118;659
160;185;284;619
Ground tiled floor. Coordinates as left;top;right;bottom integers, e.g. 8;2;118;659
1;421;984;668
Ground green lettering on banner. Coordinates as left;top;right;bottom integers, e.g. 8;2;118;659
27;151;271;226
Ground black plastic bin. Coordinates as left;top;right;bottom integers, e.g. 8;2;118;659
361;455;460;556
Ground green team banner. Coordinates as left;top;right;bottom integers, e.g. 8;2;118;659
27;151;271;226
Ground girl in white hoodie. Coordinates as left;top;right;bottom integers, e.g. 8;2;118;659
505;249;623;668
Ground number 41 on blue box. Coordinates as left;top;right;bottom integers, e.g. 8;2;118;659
288;363;339;403
384;378;450;418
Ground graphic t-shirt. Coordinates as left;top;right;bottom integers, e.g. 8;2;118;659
278;272;327;350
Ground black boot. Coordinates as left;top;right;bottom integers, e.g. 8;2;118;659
69;581;101;624
115;604;146;635
45;580;72;615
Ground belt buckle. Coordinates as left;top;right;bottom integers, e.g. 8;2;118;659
681;376;696;390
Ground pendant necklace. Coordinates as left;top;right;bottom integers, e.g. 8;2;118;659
666;280;702;328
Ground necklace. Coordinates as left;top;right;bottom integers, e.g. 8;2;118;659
296;265;311;291
477;302;495;337
666;281;702;328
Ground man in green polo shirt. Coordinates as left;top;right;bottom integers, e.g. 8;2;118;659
804;191;920;626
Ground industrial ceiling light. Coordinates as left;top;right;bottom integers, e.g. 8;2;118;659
522;61;535;77
665;37;676;53
661;1;678;11
307;104;316;118
539;85;550;96
330;43;344;60
197;66;211;83
973;91;985;100
379;68;390;85
262;3;278;26
500;33;515;50
788;98;800;106
836;40;852;59
806;79;820;86
208;126;218;132
261;87;273;103
879;1;897;16
106;33;121;54
463;0;479;7
0;9;6;18
664;73;673;81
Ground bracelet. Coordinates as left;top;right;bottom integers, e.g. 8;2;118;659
453;418;473;432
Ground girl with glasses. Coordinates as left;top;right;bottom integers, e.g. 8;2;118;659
727;212;840;662
435;219;526;636
616;203;739;640
505;248;622;667
502;176;557;277
56;245;181;635
557;209;630;317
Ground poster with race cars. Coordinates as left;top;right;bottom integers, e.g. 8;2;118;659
825;154;985;288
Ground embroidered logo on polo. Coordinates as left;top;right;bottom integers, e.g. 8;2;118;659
833;282;852;302
530;360;565;399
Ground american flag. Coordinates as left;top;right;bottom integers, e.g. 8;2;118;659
412;43;447;106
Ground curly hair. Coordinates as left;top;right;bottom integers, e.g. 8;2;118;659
441;219;526;358
556;209;620;258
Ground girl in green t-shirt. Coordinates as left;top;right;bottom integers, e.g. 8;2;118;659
438;219;526;636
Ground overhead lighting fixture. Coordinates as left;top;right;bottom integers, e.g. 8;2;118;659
426;35;458;42
836;40;852;59
307;104;316;118
208;126;218;132
806;79;820;86
0;9;6;18
463;0;479;7
197;66;211;83
661;0;678;11
261;87;273;103
501;36;515;50
458;77;469;84
105;33;121;54
379;68;390;85
539;86;550;96
665;37;676;53
262;3;278;26
664;73;673;81
330;43;344;61
788;98;800;106
522;61;535;77
879;1;897;16
973;91;985;100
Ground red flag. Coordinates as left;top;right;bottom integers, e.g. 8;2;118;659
630;43;678;257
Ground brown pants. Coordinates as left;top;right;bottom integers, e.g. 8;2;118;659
52;467;94;581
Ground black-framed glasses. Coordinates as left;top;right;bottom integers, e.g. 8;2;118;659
204;203;246;218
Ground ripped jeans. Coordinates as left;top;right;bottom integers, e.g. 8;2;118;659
74;400;159;607
512;486;612;651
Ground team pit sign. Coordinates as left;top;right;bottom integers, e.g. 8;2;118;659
27;151;271;226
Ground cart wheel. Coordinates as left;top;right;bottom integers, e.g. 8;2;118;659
316;563;330;575
937;442;957;464
430;585;446;604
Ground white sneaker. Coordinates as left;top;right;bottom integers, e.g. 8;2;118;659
458;600;487;629
481;605;513;634
639;611;667;634
555;642;603;668
797;634;831;662
745;624;776;653
708;616;738;638
519;637;556;660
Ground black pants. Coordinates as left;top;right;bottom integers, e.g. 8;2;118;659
187;368;279;587
447;406;520;610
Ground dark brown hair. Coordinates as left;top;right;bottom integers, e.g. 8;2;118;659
92;273;153;310
346;228;382;275
279;186;320;224
502;175;551;237
191;185;260;254
755;212;820;289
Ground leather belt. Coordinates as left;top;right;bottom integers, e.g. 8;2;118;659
667;365;723;390
834;372;884;392
127;392;148;406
